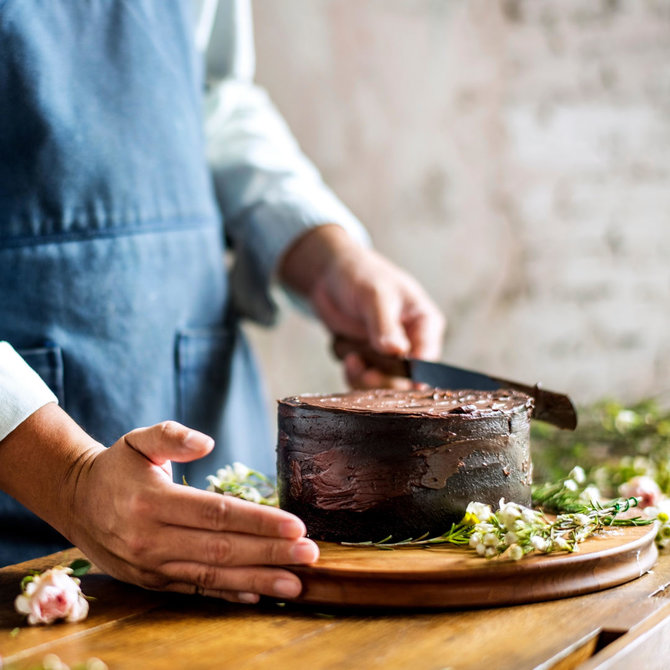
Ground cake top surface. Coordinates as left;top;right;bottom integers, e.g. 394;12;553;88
280;388;533;417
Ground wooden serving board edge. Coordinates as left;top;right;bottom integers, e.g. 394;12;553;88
288;525;659;609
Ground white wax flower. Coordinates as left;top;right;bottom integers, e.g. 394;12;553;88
232;462;252;480
508;544;524;561
483;533;499;548
568;466;586;484
553;536;570;551
465;501;492;523
497;500;522;528
505;532;519;545
614;409;637;432
579;485;602;504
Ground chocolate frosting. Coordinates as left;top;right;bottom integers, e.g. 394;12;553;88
277;388;533;542
281;388;533;418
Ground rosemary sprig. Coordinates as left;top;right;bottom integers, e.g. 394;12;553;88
341;486;654;560
341;522;472;549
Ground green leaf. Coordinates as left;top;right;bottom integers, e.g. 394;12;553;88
20;574;35;590
69;559;92;577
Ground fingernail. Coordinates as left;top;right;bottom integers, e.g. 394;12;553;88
279;518;306;539
273;578;302;599
290;539;319;564
184;431;215;452
238;592;259;604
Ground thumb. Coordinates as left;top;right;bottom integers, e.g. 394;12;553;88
123;421;215;467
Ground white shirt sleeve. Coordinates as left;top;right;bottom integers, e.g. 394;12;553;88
200;0;371;325
0;342;58;442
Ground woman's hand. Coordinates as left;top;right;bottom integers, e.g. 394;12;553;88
0;405;318;604
279;224;446;388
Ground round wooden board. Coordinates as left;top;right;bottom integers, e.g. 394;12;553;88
287;524;658;609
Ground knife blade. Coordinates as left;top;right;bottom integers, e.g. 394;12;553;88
332;337;577;430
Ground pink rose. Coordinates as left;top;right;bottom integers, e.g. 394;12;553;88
619;475;662;509
15;567;89;625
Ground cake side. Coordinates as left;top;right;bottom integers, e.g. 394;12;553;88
277;389;533;543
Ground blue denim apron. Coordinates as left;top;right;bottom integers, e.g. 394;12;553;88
0;0;273;565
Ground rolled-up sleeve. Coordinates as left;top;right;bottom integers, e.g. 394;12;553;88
203;0;370;325
0;342;58;442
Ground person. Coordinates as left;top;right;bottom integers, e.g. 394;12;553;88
0;0;445;603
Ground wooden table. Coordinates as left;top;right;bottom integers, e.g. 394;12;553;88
2;548;670;670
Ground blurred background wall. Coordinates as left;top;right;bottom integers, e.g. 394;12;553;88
244;0;670;418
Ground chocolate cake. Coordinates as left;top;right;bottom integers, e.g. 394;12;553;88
277;388;534;543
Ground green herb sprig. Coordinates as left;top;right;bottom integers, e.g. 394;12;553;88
341;522;472;550
206;462;278;506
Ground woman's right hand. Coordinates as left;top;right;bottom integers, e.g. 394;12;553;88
0;405;318;604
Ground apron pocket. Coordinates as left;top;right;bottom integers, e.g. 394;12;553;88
174;325;274;484
175;327;235;437
17;344;65;407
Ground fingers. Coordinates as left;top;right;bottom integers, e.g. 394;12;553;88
150;485;307;539
124;421;215;466
362;288;411;356
168;583;261;604
163;566;304;601
144;526;319;568
404;301;447;361
311;280;368;341
344;353;412;390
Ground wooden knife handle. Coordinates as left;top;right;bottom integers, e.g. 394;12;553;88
331;336;411;378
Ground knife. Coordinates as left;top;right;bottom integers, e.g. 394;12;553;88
332;337;577;430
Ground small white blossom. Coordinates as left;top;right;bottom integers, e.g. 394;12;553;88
574;514;592;527
648;499;670;521
505;532;519;545
469;533;482;549
614;409;638;433
42;655;70;670
483;533;499;547
497;500;523;528
521;508;539;524
232;462;252;480
657;516;670;551
476;543;487;556
579;485;602;504
474;523;496;535
632;455;652;473
531;536;548;552
563;479;578;492
569;466;586;484
207;465;235;488
240;488;262;504
465;501;492;523
484;546;498;558
507;544;524;561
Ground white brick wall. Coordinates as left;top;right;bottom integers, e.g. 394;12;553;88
246;0;670;411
